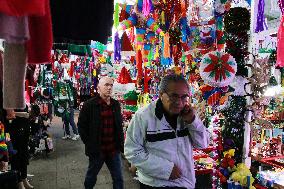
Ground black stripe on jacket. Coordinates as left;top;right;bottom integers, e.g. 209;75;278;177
146;129;189;142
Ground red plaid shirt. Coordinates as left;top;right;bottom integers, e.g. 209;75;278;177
99;97;117;158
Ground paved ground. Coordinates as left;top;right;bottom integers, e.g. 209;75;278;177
28;116;139;189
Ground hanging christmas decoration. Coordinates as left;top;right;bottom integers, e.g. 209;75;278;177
117;67;133;84
121;32;134;51
224;7;250;76
200;51;237;87
255;0;267;33
224;7;250;33
114;32;121;61
276;16;284;67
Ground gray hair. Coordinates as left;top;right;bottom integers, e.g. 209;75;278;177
159;74;189;93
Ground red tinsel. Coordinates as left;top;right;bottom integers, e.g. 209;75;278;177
119;4;129;22
136;50;143;81
121;32;134;51
69;61;75;77
144;67;151;93
117;67;133;84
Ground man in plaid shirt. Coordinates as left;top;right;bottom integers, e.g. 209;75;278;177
78;77;124;189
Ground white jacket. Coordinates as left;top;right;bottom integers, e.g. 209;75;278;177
124;100;209;189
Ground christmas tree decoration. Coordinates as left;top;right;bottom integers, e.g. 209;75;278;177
268;49;277;66
121;32;134;51
224;7;250;77
221;96;247;163
117;67;133;84
224;7;250;33
269;76;278;87
200;51;237;87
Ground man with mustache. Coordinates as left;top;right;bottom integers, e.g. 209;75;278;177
125;74;209;189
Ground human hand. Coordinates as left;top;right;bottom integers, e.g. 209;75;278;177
180;103;195;124
6;109;16;120
169;164;182;180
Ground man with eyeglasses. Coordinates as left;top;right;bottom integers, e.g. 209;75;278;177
124;74;209;189
78;76;124;189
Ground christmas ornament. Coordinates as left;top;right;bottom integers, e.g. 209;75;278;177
200;51;237;87
117;67;133;84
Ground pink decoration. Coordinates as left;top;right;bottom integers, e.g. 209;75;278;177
142;0;153;17
276;16;284;67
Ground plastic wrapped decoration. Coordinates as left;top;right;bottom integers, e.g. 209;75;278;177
199;51;237;87
214;0;232;16
218;149;236;184
230;163;255;189
229;76;249;96
188;20;217;54
187;0;215;23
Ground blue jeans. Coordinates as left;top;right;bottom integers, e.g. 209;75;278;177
84;152;124;189
63;108;78;135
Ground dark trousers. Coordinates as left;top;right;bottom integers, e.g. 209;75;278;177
63;108;78;135
84;152;123;189
140;182;186;189
10;156;27;180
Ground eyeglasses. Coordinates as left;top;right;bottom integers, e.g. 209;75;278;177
165;92;190;102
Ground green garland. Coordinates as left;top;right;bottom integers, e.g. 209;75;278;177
224;7;250;77
221;96;247;163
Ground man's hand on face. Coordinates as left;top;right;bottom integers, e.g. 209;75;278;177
169;164;182;180
180;103;195;124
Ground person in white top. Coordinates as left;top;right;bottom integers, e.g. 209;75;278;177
124;74;210;189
